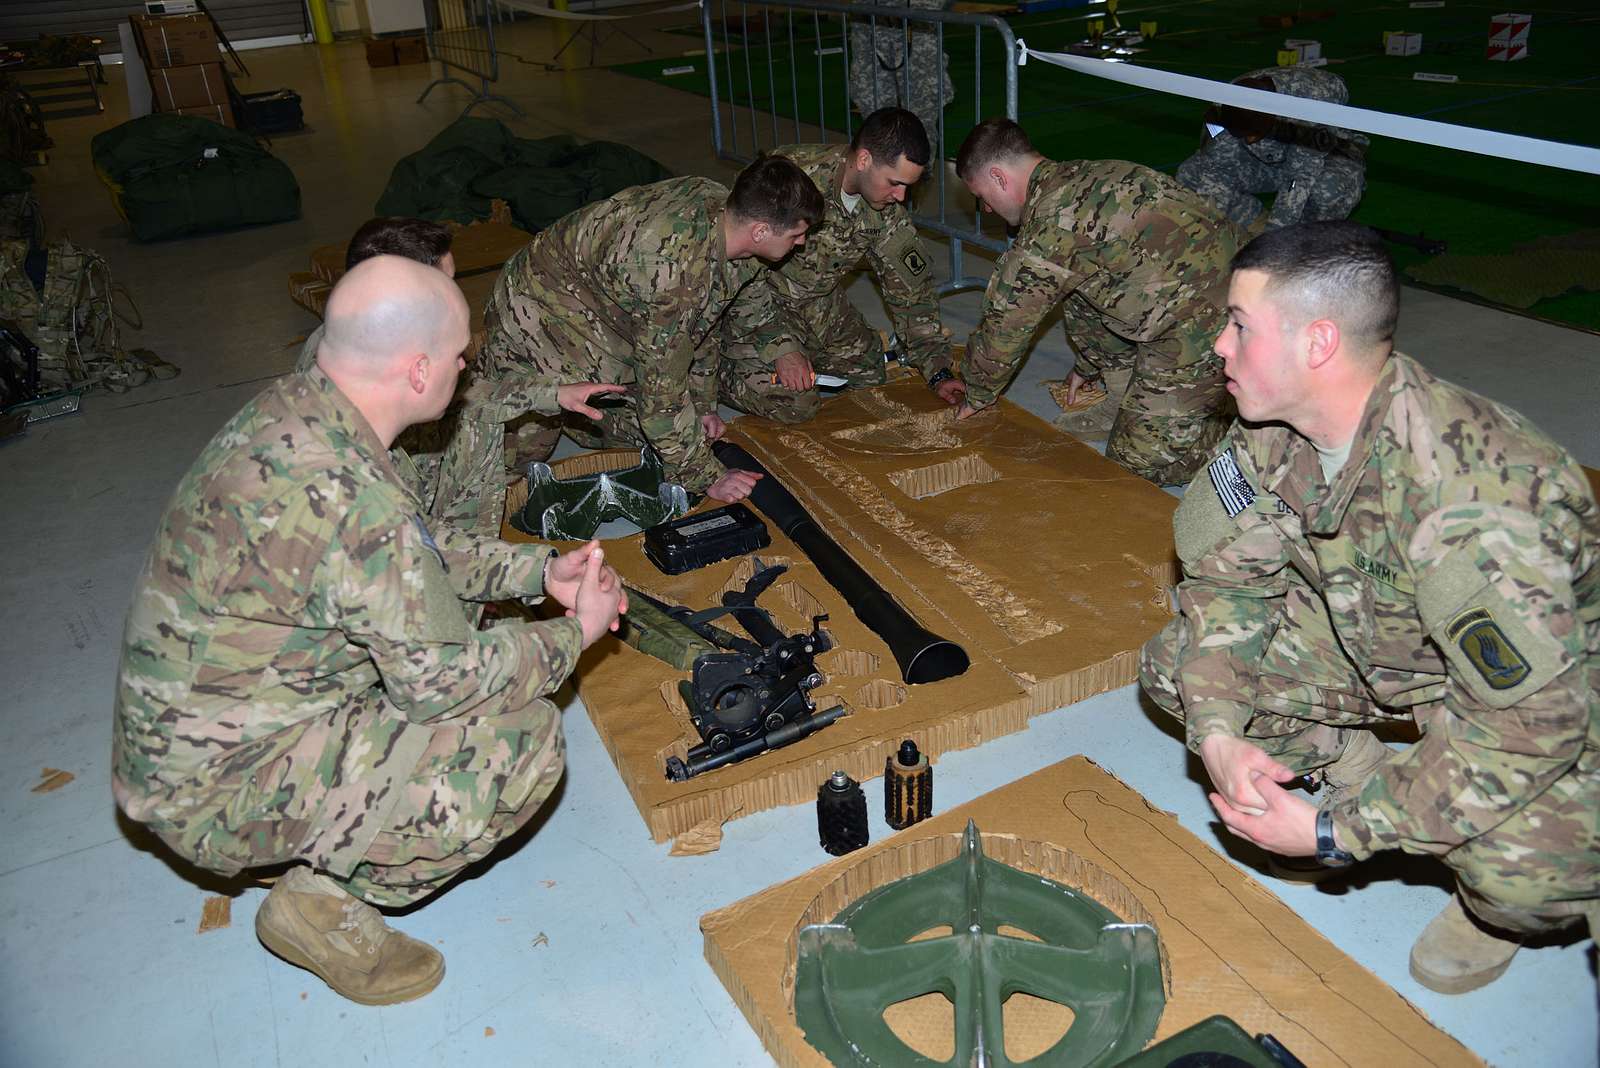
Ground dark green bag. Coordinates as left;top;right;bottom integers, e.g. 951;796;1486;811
375;116;669;232
91;114;300;242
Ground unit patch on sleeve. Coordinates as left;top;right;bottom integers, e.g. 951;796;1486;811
1206;448;1256;518
900;247;928;277
1445;606;1531;690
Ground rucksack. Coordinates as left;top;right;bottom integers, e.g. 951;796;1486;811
0;238;175;393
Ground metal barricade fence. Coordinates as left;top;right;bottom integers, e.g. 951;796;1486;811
698;0;1016;294
419;0;523;116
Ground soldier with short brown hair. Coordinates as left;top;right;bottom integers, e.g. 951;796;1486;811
954;117;1244;485
1139;221;1599;995
449;157;825;511
724;108;961;422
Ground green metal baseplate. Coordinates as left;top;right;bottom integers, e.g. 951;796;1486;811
795;820;1166;1066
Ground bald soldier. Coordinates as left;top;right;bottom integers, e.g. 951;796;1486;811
448;156;825;516
954;118;1243;485
289;216;624;537
1140;222;1598;994
113;257;627;1005
721;108;961;421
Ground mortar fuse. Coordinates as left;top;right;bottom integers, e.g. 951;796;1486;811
884;739;932;830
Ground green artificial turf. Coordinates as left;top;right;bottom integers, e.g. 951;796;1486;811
617;0;1600;330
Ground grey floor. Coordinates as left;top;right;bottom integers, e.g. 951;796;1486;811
2;26;1597;1068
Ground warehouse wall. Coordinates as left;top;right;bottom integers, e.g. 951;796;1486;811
1;2;309;51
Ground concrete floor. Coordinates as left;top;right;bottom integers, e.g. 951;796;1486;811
2;22;1597;1067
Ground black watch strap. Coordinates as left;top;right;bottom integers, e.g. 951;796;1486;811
927;368;954;390
1315;807;1355;868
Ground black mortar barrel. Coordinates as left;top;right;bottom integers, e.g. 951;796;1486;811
712;441;969;685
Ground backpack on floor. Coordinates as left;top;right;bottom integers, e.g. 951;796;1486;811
0;237;175;393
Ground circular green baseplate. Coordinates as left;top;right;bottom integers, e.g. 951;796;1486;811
794;820;1165;1066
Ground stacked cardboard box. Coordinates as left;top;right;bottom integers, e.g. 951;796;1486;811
365;34;430;67
131;13;233;126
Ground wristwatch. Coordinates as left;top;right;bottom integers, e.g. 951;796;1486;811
1315;807;1355;868
927;368;955;392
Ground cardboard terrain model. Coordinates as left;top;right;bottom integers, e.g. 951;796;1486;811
506;375;1182;842
702;755;1480;1068
286;202;530;321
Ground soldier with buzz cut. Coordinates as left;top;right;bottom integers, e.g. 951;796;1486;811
1139;221;1599;995
726;107;962;422
447;156;825;516
1177;66;1368;233
113;256;628;1005
953;117;1244;485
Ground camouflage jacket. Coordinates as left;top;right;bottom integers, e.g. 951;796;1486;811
483;178;795;491
112;367;584;874
963;159;1241;408
1170;353;1600;861
1237;66;1368;167
760;143;950;379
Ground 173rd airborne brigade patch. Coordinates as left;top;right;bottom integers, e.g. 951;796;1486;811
1446;606;1531;690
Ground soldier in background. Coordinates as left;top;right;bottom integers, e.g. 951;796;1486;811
953;118;1243;485
848;0;955;148
1177;67;1368;232
728;108;962;421
448;156;825;515
113;257;628;1004
1140;221;1598;994
290;217;623;538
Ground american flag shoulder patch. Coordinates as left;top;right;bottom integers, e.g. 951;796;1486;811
1207;448;1256;518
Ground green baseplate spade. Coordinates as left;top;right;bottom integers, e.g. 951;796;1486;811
794;821;1166;1067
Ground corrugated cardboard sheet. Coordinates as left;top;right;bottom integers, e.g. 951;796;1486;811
701;755;1479;1067
511;378;1182;841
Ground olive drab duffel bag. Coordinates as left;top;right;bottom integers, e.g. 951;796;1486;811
90;113;300;242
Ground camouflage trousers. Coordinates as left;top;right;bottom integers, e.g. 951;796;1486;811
1176;133;1365;231
720;287;893;423
848;23;954;149
1138;587;1599;937
1063;300;1233;486
138;684;565;909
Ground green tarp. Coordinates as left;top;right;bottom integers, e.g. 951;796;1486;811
375;116;671;231
91;114;300;242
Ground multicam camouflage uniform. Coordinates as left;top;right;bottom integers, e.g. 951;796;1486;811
1139;353;1600;935
848;0;955;150
964;158;1244;485
455;178;798;499
722;143;951;422
293;326;515;538
113;366;583;908
1176;67;1368;232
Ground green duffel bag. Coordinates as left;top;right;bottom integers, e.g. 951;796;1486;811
91;114;300;242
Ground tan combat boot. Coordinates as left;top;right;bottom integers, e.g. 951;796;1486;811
1409;896;1521;994
255;865;445;1005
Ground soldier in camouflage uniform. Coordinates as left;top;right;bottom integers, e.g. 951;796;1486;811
848;0;955;151
113;257;627;1005
954;118;1243;485
290;217;622;538
1177;67;1368;232
728;109;961;419
449;157;825;512
1139;222;1599;995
